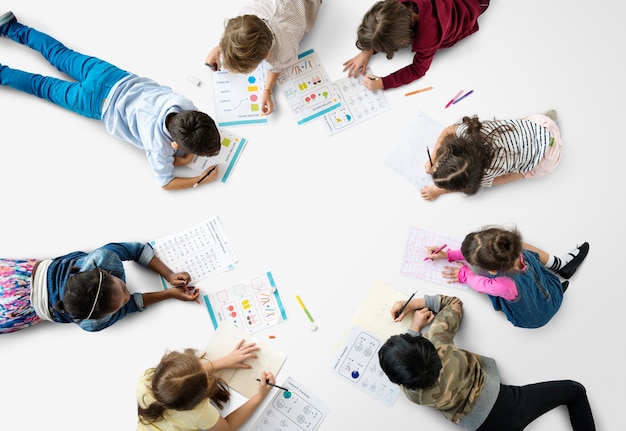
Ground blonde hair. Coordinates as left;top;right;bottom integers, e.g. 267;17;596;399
220;15;273;73
138;349;230;425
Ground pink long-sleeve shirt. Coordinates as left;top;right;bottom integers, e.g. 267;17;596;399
447;249;521;301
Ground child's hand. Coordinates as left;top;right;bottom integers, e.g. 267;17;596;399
442;263;464;283
342;49;374;78
261;90;274;114
424;159;433;174
425;246;446;261
168;271;191;287
257;371;275;398
221;339;259;369
168;285;200;302
205;46;221;71
410;308;435;333
420;185;447;201
363;75;383;90
390;299;415;321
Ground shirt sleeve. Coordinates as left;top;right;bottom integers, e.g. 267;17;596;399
447;249;465;262
426;294;463;347
457;266;518;300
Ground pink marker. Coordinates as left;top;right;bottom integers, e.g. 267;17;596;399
445;90;463;109
424;243;448;261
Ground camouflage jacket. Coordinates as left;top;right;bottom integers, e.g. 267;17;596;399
402;295;501;430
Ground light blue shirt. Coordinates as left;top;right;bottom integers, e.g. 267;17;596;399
101;74;197;186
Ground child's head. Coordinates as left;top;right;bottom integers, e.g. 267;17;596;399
57;267;130;320
168;110;221;157
461;226;523;272
378;333;442;390
356;0;414;59
138;349;230;424
220;15;273;73
431;116;493;195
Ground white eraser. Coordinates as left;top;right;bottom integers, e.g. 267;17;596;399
187;74;201;86
310;323;318;331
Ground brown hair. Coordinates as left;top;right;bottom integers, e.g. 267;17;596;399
356;0;414;59
461;226;523;272
138;349;230;425
432;116;510;195
220;15;273;73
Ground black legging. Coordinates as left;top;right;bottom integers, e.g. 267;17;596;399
477;381;595;431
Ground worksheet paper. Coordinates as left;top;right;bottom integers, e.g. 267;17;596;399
322;69;390;135
212;62;269;127
150;216;238;282
385;110;442;189
186;128;247;183
203;271;288;334
400;226;466;288
331;280;413;406
250;377;330;431
204;322;287;398
277;49;342;126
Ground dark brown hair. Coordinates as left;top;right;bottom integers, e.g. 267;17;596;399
356;0;414;59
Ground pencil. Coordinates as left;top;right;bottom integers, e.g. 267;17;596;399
452;90;474;105
256;379;291;392
404;86;433;97
193;165;217;188
395;291;417;319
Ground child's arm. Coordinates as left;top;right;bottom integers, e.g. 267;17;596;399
205;46;222;71
209;372;274;431
173;152;195;166
161;166;220;191
203;339;260;372
443;264;518;300
342;49;374;78
141;255;200;305
260;71;279;114
420;185;452;201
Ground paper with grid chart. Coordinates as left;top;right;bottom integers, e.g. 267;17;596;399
149;216;237;282
400;226;466;288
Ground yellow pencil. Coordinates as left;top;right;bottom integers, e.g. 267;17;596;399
404;86;434;97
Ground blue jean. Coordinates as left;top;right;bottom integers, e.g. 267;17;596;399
0;21;129;119
478;381;595;431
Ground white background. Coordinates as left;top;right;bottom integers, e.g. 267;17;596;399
1;0;624;429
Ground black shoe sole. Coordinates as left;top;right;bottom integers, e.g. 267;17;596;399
557;242;590;279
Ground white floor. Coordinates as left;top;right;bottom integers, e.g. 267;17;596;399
1;1;623;430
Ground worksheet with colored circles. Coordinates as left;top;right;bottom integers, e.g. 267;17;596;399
277;49;342;126
203;271;288;334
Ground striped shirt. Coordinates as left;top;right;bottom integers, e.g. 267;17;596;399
240;0;321;72
456;119;551;187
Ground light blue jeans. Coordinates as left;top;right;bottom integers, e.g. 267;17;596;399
0;20;129;119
